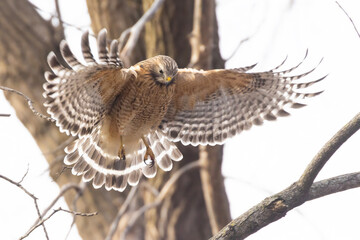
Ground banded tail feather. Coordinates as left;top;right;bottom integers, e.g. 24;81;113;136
64;128;183;191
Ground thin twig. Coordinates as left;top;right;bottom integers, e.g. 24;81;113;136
223;18;262;62
223;37;250;62
0;86;54;122
119;0;166;59
59;207;97;216
336;1;360;39
21;207;97;240
31;183;82;227
121;161;201;240
0;113;11;117
0;174;49;240
18;164;29;184
105;184;139;240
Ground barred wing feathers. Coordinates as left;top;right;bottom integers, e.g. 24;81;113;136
43;29;130;137
160;56;325;146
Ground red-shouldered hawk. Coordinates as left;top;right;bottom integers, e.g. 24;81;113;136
43;29;325;191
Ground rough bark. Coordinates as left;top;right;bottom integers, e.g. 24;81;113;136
1;0;230;239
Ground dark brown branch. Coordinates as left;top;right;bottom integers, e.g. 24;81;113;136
211;112;360;240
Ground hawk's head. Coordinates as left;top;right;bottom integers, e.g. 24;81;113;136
138;55;178;85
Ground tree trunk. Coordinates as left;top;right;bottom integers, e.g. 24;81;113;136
0;0;231;239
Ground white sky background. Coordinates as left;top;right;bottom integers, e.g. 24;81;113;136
0;0;360;239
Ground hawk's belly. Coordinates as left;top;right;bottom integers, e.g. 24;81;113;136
109;81;174;139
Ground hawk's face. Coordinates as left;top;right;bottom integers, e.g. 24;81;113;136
142;55;178;85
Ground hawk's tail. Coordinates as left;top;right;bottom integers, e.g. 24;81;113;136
64;128;183;192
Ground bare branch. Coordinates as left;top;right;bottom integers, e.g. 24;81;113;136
18;164;29;184
223;36;250;62
119;0;166;60
32;183;82;227
298;112;360;190
105;184;139;240
121;161;201;240
211;113;360;240
223;15;263;62
336;1;360;39
0;86;54;122
0;174;49;240
307;172;360;201
0;113;11;117
59;207;97;217
21;207;97;240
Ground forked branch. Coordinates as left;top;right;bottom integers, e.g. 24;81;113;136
211;113;360;240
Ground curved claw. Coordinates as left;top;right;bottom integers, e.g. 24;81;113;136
141;136;155;167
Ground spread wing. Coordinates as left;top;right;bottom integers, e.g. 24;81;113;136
43;29;134;137
159;55;326;146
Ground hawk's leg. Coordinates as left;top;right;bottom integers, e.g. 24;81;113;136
141;136;155;167
118;136;126;161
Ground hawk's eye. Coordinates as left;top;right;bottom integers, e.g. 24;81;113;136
159;69;164;74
